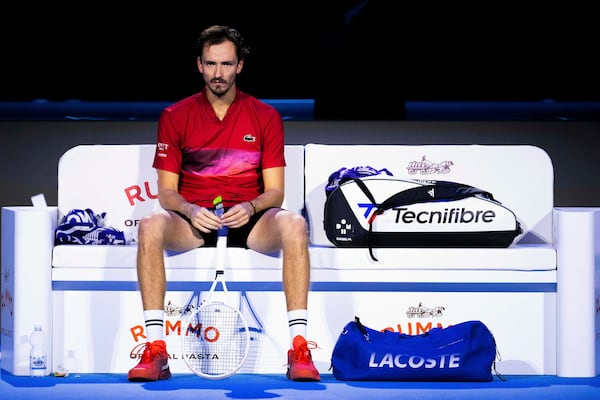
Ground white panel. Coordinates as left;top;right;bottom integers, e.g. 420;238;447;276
304;144;554;247
57;144;305;244
555;207;600;377
1;207;57;375
52;290;556;375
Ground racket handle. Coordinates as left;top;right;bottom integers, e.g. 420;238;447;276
213;196;228;236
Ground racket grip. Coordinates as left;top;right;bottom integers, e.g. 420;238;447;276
213;196;228;236
213;195;224;216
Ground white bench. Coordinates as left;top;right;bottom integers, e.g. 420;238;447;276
2;143;599;378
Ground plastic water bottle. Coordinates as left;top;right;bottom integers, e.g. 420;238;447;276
29;324;47;377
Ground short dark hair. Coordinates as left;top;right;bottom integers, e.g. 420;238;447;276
195;25;250;61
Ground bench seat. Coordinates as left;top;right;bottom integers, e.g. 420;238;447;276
53;243;556;271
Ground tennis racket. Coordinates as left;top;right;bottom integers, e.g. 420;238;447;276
239;291;287;372
181;196;250;379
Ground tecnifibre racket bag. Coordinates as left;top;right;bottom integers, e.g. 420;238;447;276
323;177;522;260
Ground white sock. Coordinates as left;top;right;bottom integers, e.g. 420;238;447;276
287;309;308;345
144;309;165;342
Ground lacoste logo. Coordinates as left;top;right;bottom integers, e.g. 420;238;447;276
243;134;256;143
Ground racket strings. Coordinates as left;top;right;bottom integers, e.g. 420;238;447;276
238;292;287;372
182;303;249;378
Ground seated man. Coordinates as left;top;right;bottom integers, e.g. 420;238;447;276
127;25;320;382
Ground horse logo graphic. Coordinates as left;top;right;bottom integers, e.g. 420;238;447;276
406;302;446;318
407;156;454;175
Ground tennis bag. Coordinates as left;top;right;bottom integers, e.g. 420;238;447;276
323;176;522;260
330;317;498;381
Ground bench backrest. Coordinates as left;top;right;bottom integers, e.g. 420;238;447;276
58;143;555;247
57;144;305;242
304;143;554;246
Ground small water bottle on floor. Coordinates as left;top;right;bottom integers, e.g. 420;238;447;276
30;324;47;377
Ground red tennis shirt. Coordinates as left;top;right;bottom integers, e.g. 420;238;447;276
153;88;286;208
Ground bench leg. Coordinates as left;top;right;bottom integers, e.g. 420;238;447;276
1;206;56;375
555;207;600;377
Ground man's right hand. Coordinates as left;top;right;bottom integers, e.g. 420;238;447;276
187;204;223;233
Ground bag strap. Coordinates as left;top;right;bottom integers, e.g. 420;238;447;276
354;316;370;342
353;178;495;261
326;166;393;196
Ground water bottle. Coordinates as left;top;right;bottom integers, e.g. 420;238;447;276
29;324;47;377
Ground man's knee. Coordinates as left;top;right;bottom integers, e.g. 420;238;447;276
137;213;167;243
283;213;309;244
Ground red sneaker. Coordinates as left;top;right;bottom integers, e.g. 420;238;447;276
286;335;320;381
128;340;171;381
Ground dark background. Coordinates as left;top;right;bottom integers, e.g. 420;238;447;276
1;2;599;207
2;2;598;120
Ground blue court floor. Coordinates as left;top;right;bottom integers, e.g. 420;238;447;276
2;371;600;400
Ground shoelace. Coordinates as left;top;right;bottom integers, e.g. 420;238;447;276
293;340;319;361
129;342;155;363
